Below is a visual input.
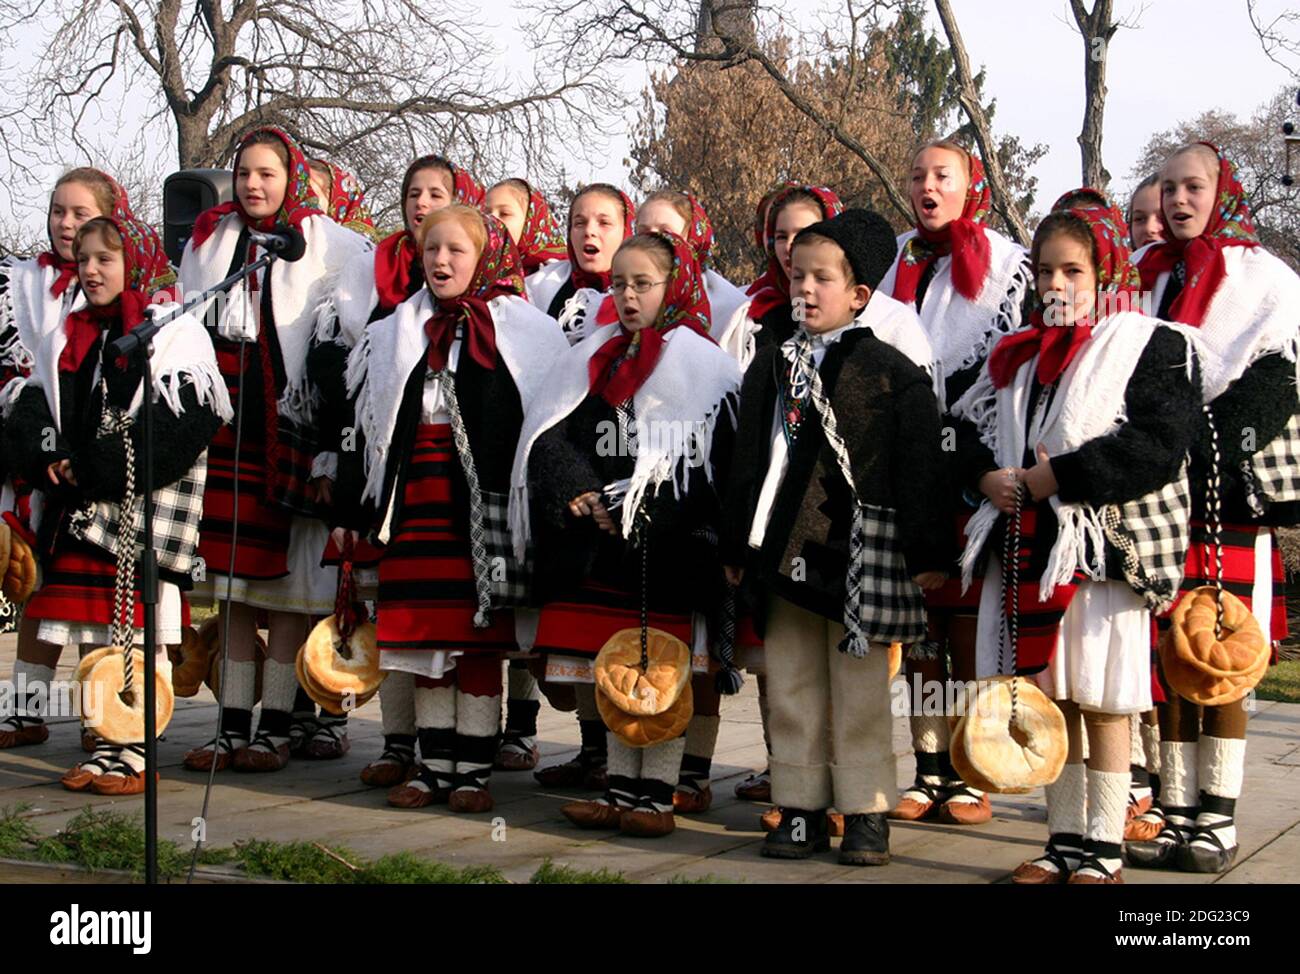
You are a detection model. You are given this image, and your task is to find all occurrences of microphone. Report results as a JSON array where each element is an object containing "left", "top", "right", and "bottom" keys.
[{"left": 247, "top": 225, "right": 307, "bottom": 262}]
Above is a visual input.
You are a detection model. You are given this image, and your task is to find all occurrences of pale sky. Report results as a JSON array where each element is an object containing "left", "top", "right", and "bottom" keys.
[{"left": 1, "top": 0, "right": 1296, "bottom": 237}]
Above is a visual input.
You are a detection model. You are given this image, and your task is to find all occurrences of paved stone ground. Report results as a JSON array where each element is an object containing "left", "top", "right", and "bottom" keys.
[{"left": 1, "top": 633, "right": 1296, "bottom": 883}]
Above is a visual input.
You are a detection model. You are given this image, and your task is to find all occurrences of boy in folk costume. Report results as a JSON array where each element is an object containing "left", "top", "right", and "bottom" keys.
[
  {"left": 4, "top": 215, "right": 230, "bottom": 793},
  {"left": 730, "top": 183, "right": 845, "bottom": 808},
  {"left": 875, "top": 141, "right": 1033, "bottom": 828},
  {"left": 512, "top": 230, "right": 739, "bottom": 837},
  {"left": 482, "top": 176, "right": 570, "bottom": 772},
  {"left": 0, "top": 169, "right": 159, "bottom": 754},
  {"left": 333, "top": 206, "right": 567, "bottom": 812},
  {"left": 310, "top": 156, "right": 482, "bottom": 779},
  {"left": 723, "top": 210, "right": 952, "bottom": 865},
  {"left": 525, "top": 183, "right": 636, "bottom": 349},
  {"left": 1127, "top": 143, "right": 1300, "bottom": 874},
  {"left": 954, "top": 197, "right": 1200, "bottom": 884},
  {"left": 177, "top": 127, "right": 371, "bottom": 774}
]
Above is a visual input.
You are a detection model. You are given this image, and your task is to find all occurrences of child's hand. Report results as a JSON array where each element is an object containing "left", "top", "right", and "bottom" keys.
[
  {"left": 590, "top": 498, "right": 619, "bottom": 535},
  {"left": 912, "top": 571, "right": 947, "bottom": 591},
  {"left": 47, "top": 459, "right": 76, "bottom": 487},
  {"left": 1023, "top": 443, "right": 1059, "bottom": 502},
  {"left": 724, "top": 565, "right": 744, "bottom": 587},
  {"left": 569, "top": 491, "right": 618, "bottom": 535},
  {"left": 978, "top": 467, "right": 1023, "bottom": 514}
]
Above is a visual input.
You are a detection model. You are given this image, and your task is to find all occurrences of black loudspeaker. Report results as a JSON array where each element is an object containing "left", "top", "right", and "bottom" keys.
[{"left": 162, "top": 169, "right": 232, "bottom": 264}]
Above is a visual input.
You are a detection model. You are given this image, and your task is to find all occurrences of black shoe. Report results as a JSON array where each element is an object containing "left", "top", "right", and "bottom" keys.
[
  {"left": 1176, "top": 819, "right": 1238, "bottom": 874},
  {"left": 1125, "top": 813, "right": 1194, "bottom": 869},
  {"left": 838, "top": 813, "right": 891, "bottom": 866},
  {"left": 761, "top": 807, "right": 830, "bottom": 859}
]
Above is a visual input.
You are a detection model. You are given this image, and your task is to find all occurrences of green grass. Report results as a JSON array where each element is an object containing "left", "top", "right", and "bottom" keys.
[
  {"left": 1257, "top": 658, "right": 1300, "bottom": 704},
  {"left": 0, "top": 805, "right": 506, "bottom": 884},
  {"left": 528, "top": 858, "right": 629, "bottom": 884},
  {"left": 667, "top": 873, "right": 737, "bottom": 884}
]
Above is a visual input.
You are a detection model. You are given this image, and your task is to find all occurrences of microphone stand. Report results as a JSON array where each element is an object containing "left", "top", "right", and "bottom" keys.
[{"left": 108, "top": 248, "right": 282, "bottom": 885}]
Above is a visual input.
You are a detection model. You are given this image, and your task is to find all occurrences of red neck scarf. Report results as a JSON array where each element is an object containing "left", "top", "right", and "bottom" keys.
[
  {"left": 988, "top": 201, "right": 1141, "bottom": 388},
  {"left": 891, "top": 155, "right": 992, "bottom": 305},
  {"left": 315, "top": 160, "right": 375, "bottom": 236},
  {"left": 40, "top": 169, "right": 134, "bottom": 298},
  {"left": 424, "top": 213, "right": 526, "bottom": 373},
  {"left": 60, "top": 216, "right": 173, "bottom": 373},
  {"left": 567, "top": 186, "right": 635, "bottom": 292},
  {"left": 513, "top": 181, "right": 567, "bottom": 274},
  {"left": 746, "top": 184, "right": 843, "bottom": 321},
  {"left": 1137, "top": 142, "right": 1260, "bottom": 327},
  {"left": 189, "top": 127, "right": 322, "bottom": 250},
  {"left": 588, "top": 231, "right": 714, "bottom": 406},
  {"left": 373, "top": 158, "right": 485, "bottom": 315}
]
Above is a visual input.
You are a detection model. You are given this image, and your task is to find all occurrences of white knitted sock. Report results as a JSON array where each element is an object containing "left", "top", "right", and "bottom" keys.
[
  {"left": 1193, "top": 735, "right": 1245, "bottom": 852},
  {"left": 453, "top": 689, "right": 500, "bottom": 792},
  {"left": 1140, "top": 721, "right": 1161, "bottom": 777},
  {"left": 261, "top": 659, "right": 298, "bottom": 714},
  {"left": 1130, "top": 714, "right": 1145, "bottom": 767},
  {"left": 412, "top": 685, "right": 455, "bottom": 791},
  {"left": 223, "top": 659, "right": 258, "bottom": 712},
  {"left": 1077, "top": 768, "right": 1129, "bottom": 879},
  {"left": 379, "top": 671, "right": 417, "bottom": 737},
  {"left": 1159, "top": 740, "right": 1199, "bottom": 810}
]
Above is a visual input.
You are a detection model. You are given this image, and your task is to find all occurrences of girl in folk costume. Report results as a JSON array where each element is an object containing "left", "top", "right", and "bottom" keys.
[
  {"left": 953, "top": 198, "right": 1200, "bottom": 884},
  {"left": 524, "top": 183, "right": 635, "bottom": 346},
  {"left": 1127, "top": 143, "right": 1300, "bottom": 874},
  {"left": 513, "top": 231, "right": 739, "bottom": 836},
  {"left": 308, "top": 158, "right": 380, "bottom": 242},
  {"left": 876, "top": 141, "right": 1032, "bottom": 827},
  {"left": 309, "top": 156, "right": 482, "bottom": 777},
  {"left": 4, "top": 215, "right": 230, "bottom": 793},
  {"left": 485, "top": 178, "right": 568, "bottom": 274},
  {"left": 637, "top": 189, "right": 750, "bottom": 356},
  {"left": 1121, "top": 174, "right": 1169, "bottom": 843},
  {"left": 742, "top": 184, "right": 845, "bottom": 360},
  {"left": 0, "top": 169, "right": 160, "bottom": 754},
  {"left": 335, "top": 206, "right": 566, "bottom": 812},
  {"left": 176, "top": 127, "right": 370, "bottom": 774}
]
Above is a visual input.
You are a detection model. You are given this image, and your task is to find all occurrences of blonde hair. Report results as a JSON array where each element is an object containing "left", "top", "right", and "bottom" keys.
[
  {"left": 487, "top": 178, "right": 530, "bottom": 209},
  {"left": 1166, "top": 143, "right": 1219, "bottom": 183},
  {"left": 911, "top": 139, "right": 974, "bottom": 180},
  {"left": 418, "top": 204, "right": 487, "bottom": 257},
  {"left": 54, "top": 168, "right": 118, "bottom": 217},
  {"left": 640, "top": 190, "right": 693, "bottom": 226}
]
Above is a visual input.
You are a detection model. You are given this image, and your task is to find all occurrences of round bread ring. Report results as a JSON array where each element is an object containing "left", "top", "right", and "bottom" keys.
[
  {"left": 888, "top": 642, "right": 903, "bottom": 680},
  {"left": 1168, "top": 587, "right": 1268, "bottom": 682},
  {"left": 598, "top": 678, "right": 693, "bottom": 748},
  {"left": 1161, "top": 631, "right": 1270, "bottom": 707},
  {"left": 81, "top": 650, "right": 174, "bottom": 744},
  {"left": 170, "top": 626, "right": 210, "bottom": 698},
  {"left": 594, "top": 627, "right": 691, "bottom": 717},
  {"left": 301, "top": 616, "right": 382, "bottom": 697},
  {"left": 952, "top": 676, "right": 1066, "bottom": 793},
  {"left": 295, "top": 647, "right": 376, "bottom": 715},
  {"left": 4, "top": 533, "right": 37, "bottom": 603}
]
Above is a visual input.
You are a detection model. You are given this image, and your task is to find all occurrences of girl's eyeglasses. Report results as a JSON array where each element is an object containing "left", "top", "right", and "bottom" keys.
[{"left": 610, "top": 280, "right": 666, "bottom": 295}]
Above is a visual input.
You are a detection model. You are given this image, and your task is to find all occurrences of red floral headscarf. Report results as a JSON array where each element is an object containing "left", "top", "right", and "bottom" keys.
[
  {"left": 681, "top": 192, "right": 716, "bottom": 269},
  {"left": 988, "top": 198, "right": 1141, "bottom": 388},
  {"left": 40, "top": 169, "right": 135, "bottom": 299},
  {"left": 373, "top": 156, "right": 485, "bottom": 315},
  {"left": 312, "top": 159, "right": 377, "bottom": 237},
  {"left": 190, "top": 127, "right": 321, "bottom": 249},
  {"left": 588, "top": 230, "right": 713, "bottom": 406},
  {"left": 891, "top": 150, "right": 992, "bottom": 305},
  {"left": 423, "top": 211, "right": 526, "bottom": 374},
  {"left": 752, "top": 180, "right": 801, "bottom": 255},
  {"left": 745, "top": 184, "right": 844, "bottom": 321},
  {"left": 505, "top": 179, "right": 567, "bottom": 274},
  {"left": 1137, "top": 142, "right": 1260, "bottom": 327},
  {"left": 567, "top": 184, "right": 636, "bottom": 292},
  {"left": 60, "top": 215, "right": 174, "bottom": 373}
]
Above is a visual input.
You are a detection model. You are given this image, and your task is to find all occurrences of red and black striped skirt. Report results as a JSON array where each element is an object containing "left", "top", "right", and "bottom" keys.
[
  {"left": 535, "top": 580, "right": 693, "bottom": 658},
  {"left": 1170, "top": 521, "right": 1287, "bottom": 645},
  {"left": 25, "top": 536, "right": 191, "bottom": 630},
  {"left": 375, "top": 424, "right": 514, "bottom": 655},
  {"left": 196, "top": 422, "right": 291, "bottom": 580}
]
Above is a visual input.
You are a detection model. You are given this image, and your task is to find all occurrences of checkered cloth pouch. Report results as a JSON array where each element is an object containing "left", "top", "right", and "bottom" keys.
[
  {"left": 1241, "top": 410, "right": 1300, "bottom": 515},
  {"left": 1101, "top": 459, "right": 1192, "bottom": 614}
]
